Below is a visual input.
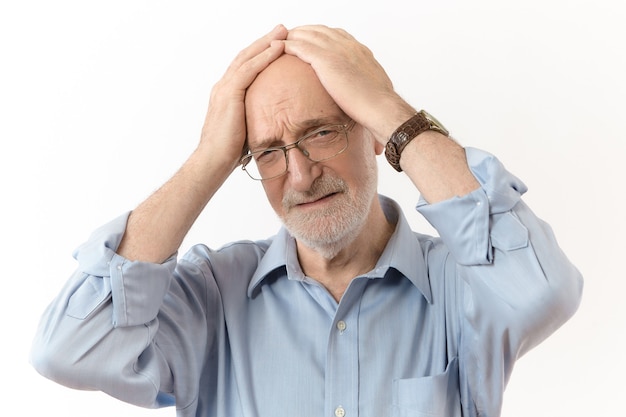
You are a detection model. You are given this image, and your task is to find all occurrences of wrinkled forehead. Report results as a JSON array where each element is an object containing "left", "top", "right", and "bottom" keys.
[
  {"left": 244, "top": 54, "right": 347, "bottom": 148},
  {"left": 247, "top": 115, "right": 351, "bottom": 152}
]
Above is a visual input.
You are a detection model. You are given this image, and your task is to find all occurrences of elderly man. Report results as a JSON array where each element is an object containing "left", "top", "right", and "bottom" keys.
[{"left": 31, "top": 25, "right": 582, "bottom": 417}]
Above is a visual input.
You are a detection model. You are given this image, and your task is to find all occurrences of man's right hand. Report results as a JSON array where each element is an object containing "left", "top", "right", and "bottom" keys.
[
  {"left": 117, "top": 25, "right": 286, "bottom": 263},
  {"left": 198, "top": 24, "right": 287, "bottom": 171}
]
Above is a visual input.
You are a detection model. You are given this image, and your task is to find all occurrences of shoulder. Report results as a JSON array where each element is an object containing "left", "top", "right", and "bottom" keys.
[
  {"left": 180, "top": 238, "right": 273, "bottom": 274},
  {"left": 172, "top": 238, "right": 275, "bottom": 298},
  {"left": 414, "top": 231, "right": 450, "bottom": 266}
]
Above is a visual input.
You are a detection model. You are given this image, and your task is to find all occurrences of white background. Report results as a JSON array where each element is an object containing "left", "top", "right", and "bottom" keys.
[{"left": 1, "top": 0, "right": 624, "bottom": 415}]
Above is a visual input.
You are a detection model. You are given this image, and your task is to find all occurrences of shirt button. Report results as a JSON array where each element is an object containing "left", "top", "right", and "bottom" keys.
[
  {"left": 335, "top": 406, "right": 345, "bottom": 417},
  {"left": 336, "top": 321, "right": 347, "bottom": 332}
]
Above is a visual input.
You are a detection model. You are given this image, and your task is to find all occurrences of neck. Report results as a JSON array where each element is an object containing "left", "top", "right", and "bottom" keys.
[{"left": 296, "top": 198, "right": 395, "bottom": 302}]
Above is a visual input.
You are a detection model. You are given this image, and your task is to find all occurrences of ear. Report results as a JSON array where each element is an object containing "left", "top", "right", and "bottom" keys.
[
  {"left": 361, "top": 125, "right": 385, "bottom": 155},
  {"left": 374, "top": 140, "right": 385, "bottom": 155}
]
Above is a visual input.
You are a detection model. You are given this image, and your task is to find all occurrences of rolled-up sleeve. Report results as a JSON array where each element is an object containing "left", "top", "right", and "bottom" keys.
[
  {"left": 418, "top": 147, "right": 583, "bottom": 416},
  {"left": 30, "top": 212, "right": 181, "bottom": 408},
  {"left": 417, "top": 148, "right": 529, "bottom": 265},
  {"left": 71, "top": 212, "right": 177, "bottom": 327}
]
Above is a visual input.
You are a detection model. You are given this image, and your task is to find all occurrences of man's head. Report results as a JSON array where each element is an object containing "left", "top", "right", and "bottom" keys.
[{"left": 244, "top": 54, "right": 383, "bottom": 258}]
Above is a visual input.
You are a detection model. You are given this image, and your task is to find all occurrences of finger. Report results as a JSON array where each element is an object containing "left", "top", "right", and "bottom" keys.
[
  {"left": 233, "top": 40, "right": 285, "bottom": 88},
  {"left": 280, "top": 30, "right": 338, "bottom": 64},
  {"left": 282, "top": 26, "right": 360, "bottom": 64},
  {"left": 285, "top": 26, "right": 333, "bottom": 51},
  {"left": 288, "top": 25, "right": 354, "bottom": 41},
  {"left": 228, "top": 24, "right": 288, "bottom": 71}
]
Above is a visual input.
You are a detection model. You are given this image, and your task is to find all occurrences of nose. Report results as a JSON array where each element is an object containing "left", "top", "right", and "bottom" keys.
[{"left": 286, "top": 147, "right": 322, "bottom": 192}]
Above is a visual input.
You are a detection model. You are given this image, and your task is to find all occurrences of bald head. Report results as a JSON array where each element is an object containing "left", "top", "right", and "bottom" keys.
[
  {"left": 248, "top": 54, "right": 316, "bottom": 93},
  {"left": 246, "top": 54, "right": 318, "bottom": 109},
  {"left": 244, "top": 54, "right": 346, "bottom": 149}
]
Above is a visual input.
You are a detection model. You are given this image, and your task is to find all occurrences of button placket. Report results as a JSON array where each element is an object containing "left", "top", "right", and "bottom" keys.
[{"left": 325, "top": 279, "right": 365, "bottom": 417}]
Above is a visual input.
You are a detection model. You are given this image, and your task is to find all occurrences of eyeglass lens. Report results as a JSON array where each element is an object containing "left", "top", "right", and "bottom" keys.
[{"left": 242, "top": 124, "right": 349, "bottom": 180}]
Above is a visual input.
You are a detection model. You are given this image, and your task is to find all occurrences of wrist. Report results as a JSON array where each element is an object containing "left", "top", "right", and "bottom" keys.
[
  {"left": 364, "top": 97, "right": 415, "bottom": 145},
  {"left": 384, "top": 110, "right": 450, "bottom": 172}
]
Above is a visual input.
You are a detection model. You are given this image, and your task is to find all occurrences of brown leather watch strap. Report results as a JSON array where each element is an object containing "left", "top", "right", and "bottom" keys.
[{"left": 384, "top": 112, "right": 431, "bottom": 172}]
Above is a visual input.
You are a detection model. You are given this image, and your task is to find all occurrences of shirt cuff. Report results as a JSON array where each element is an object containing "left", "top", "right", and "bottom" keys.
[
  {"left": 73, "top": 211, "right": 176, "bottom": 327},
  {"left": 416, "top": 147, "right": 528, "bottom": 265}
]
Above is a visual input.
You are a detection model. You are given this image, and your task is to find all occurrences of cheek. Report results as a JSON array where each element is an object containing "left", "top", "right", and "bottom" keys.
[{"left": 350, "top": 141, "right": 379, "bottom": 180}]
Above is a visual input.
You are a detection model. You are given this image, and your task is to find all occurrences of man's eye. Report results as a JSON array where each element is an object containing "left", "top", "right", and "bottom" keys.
[
  {"left": 308, "top": 129, "right": 339, "bottom": 143},
  {"left": 316, "top": 129, "right": 333, "bottom": 137},
  {"left": 255, "top": 149, "right": 281, "bottom": 164}
]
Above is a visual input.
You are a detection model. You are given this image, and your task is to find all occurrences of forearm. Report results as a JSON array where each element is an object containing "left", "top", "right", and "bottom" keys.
[
  {"left": 117, "top": 27, "right": 287, "bottom": 263},
  {"left": 377, "top": 98, "right": 479, "bottom": 204},
  {"left": 117, "top": 146, "right": 234, "bottom": 263},
  {"left": 370, "top": 98, "right": 480, "bottom": 203},
  {"left": 399, "top": 131, "right": 480, "bottom": 203},
  {"left": 346, "top": 92, "right": 479, "bottom": 203}
]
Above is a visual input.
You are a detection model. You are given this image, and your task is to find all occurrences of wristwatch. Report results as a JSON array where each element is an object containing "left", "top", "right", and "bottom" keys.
[{"left": 384, "top": 110, "right": 449, "bottom": 172}]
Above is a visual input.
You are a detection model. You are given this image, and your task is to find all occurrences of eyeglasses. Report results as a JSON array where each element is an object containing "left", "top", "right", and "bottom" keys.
[{"left": 240, "top": 120, "right": 356, "bottom": 181}]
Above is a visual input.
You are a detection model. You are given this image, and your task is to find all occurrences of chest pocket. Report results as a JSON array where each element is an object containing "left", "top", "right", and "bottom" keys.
[{"left": 391, "top": 357, "right": 460, "bottom": 417}]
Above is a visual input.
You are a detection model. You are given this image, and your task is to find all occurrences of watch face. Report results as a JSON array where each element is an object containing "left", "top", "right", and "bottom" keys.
[{"left": 421, "top": 110, "right": 448, "bottom": 135}]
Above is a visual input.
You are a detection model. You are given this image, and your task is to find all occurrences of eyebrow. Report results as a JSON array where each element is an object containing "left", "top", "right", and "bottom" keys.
[{"left": 249, "top": 115, "right": 349, "bottom": 151}]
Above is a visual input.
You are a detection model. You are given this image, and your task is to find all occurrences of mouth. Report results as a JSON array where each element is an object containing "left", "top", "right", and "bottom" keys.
[
  {"left": 296, "top": 191, "right": 340, "bottom": 207},
  {"left": 282, "top": 175, "right": 348, "bottom": 213}
]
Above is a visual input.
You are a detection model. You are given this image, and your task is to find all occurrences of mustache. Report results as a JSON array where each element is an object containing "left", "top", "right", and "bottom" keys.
[{"left": 282, "top": 175, "right": 348, "bottom": 209}]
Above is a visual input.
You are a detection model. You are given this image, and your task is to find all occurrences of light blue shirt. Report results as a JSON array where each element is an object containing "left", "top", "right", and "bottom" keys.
[{"left": 31, "top": 148, "right": 582, "bottom": 417}]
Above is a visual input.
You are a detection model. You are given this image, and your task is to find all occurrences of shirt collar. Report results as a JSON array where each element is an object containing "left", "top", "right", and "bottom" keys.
[{"left": 247, "top": 195, "right": 432, "bottom": 303}]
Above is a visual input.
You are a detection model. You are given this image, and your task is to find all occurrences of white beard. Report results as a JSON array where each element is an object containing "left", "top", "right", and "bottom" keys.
[{"left": 279, "top": 163, "right": 378, "bottom": 259}]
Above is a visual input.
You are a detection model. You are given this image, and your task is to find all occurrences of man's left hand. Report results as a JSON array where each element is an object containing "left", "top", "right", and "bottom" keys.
[{"left": 281, "top": 25, "right": 415, "bottom": 144}]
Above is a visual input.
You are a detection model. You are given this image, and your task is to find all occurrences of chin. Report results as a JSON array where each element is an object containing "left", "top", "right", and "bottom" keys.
[
  {"left": 290, "top": 224, "right": 362, "bottom": 259},
  {"left": 282, "top": 198, "right": 368, "bottom": 259},
  {"left": 280, "top": 164, "right": 379, "bottom": 258}
]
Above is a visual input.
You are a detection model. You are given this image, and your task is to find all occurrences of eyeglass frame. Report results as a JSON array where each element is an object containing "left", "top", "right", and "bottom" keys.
[{"left": 240, "top": 119, "right": 356, "bottom": 181}]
